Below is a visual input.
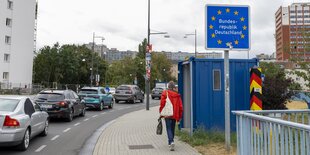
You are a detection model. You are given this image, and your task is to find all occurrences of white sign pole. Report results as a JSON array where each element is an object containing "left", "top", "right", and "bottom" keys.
[{"left": 224, "top": 43, "right": 231, "bottom": 151}]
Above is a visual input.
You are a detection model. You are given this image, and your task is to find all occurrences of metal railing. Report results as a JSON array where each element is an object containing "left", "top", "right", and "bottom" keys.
[{"left": 233, "top": 110, "right": 310, "bottom": 155}]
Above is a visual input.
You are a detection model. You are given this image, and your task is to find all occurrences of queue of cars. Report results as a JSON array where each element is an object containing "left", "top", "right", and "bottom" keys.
[{"left": 0, "top": 85, "right": 145, "bottom": 151}]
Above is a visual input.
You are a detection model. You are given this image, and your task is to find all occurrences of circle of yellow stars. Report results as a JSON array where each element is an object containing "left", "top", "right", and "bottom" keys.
[{"left": 209, "top": 8, "right": 247, "bottom": 47}]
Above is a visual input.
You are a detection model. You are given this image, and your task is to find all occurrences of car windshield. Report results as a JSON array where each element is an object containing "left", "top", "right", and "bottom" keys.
[
  {"left": 117, "top": 86, "right": 131, "bottom": 90},
  {"left": 79, "top": 89, "right": 98, "bottom": 94},
  {"left": 35, "top": 93, "right": 64, "bottom": 101},
  {"left": 0, "top": 99, "right": 20, "bottom": 112}
]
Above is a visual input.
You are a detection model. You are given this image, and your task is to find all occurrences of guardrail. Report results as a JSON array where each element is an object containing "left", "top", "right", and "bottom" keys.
[{"left": 233, "top": 110, "right": 310, "bottom": 155}]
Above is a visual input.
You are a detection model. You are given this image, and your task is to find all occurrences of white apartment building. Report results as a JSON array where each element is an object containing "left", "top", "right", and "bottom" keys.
[{"left": 0, "top": 0, "right": 37, "bottom": 88}]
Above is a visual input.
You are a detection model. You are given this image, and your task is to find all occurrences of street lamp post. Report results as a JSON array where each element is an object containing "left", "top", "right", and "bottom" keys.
[
  {"left": 184, "top": 29, "right": 197, "bottom": 57},
  {"left": 146, "top": 0, "right": 169, "bottom": 110},
  {"left": 91, "top": 32, "right": 105, "bottom": 87}
]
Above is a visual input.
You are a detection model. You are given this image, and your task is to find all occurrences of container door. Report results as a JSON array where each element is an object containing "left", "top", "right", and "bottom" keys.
[
  {"left": 182, "top": 64, "right": 192, "bottom": 131},
  {"left": 211, "top": 62, "right": 225, "bottom": 129}
]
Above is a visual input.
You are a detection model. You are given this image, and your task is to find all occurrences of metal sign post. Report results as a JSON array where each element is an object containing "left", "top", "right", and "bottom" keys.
[
  {"left": 224, "top": 49, "right": 230, "bottom": 151},
  {"left": 205, "top": 4, "right": 250, "bottom": 151}
]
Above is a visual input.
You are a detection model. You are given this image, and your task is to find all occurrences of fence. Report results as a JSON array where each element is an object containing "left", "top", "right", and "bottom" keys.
[{"left": 233, "top": 110, "right": 310, "bottom": 155}]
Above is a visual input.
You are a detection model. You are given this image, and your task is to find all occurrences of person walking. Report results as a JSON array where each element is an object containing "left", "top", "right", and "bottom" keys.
[{"left": 159, "top": 81, "right": 183, "bottom": 151}]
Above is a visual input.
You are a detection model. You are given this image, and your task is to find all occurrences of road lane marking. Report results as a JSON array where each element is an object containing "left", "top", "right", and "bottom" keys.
[
  {"left": 84, "top": 118, "right": 89, "bottom": 121},
  {"left": 74, "top": 122, "right": 81, "bottom": 126},
  {"left": 51, "top": 135, "right": 59, "bottom": 141},
  {"left": 92, "top": 115, "right": 98, "bottom": 118},
  {"left": 35, "top": 145, "right": 47, "bottom": 152},
  {"left": 63, "top": 128, "right": 71, "bottom": 133},
  {"left": 101, "top": 112, "right": 105, "bottom": 115}
]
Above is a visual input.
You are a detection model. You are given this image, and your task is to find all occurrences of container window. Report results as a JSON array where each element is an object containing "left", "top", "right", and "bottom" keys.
[
  {"left": 213, "top": 70, "right": 221, "bottom": 91},
  {"left": 7, "top": 0, "right": 13, "bottom": 9}
]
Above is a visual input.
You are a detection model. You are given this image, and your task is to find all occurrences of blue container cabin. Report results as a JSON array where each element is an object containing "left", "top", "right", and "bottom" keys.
[{"left": 178, "top": 57, "right": 258, "bottom": 133}]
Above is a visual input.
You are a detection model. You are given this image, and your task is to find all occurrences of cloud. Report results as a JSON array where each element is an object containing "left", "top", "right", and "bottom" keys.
[{"left": 37, "top": 0, "right": 309, "bottom": 59}]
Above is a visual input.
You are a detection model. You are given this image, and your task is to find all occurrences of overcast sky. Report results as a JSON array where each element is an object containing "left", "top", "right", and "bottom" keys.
[{"left": 37, "top": 0, "right": 309, "bottom": 58}]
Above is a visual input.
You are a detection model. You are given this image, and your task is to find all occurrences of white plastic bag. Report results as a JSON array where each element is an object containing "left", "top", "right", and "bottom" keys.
[{"left": 160, "top": 91, "right": 173, "bottom": 117}]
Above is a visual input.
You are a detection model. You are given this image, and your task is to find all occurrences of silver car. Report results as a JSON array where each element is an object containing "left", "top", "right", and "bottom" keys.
[{"left": 0, "top": 96, "right": 49, "bottom": 151}]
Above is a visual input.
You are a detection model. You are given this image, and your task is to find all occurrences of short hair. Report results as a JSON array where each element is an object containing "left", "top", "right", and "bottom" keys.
[{"left": 167, "top": 81, "right": 176, "bottom": 90}]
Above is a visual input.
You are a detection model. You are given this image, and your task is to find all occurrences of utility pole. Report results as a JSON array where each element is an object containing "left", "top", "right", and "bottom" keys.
[
  {"left": 195, "top": 29, "right": 197, "bottom": 57},
  {"left": 91, "top": 33, "right": 105, "bottom": 87},
  {"left": 184, "top": 29, "right": 197, "bottom": 57},
  {"left": 91, "top": 32, "right": 95, "bottom": 87},
  {"left": 146, "top": 0, "right": 151, "bottom": 110}
]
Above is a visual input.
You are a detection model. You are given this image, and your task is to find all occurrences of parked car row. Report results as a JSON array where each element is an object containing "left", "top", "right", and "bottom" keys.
[
  {"left": 0, "top": 86, "right": 115, "bottom": 151},
  {"left": 0, "top": 84, "right": 149, "bottom": 151}
]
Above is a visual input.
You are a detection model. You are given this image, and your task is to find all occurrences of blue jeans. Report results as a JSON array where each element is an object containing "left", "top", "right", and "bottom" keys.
[{"left": 165, "top": 118, "right": 176, "bottom": 145}]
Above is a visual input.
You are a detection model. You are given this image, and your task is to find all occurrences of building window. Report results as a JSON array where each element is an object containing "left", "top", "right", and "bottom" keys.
[
  {"left": 4, "top": 54, "right": 10, "bottom": 62},
  {"left": 3, "top": 72, "right": 9, "bottom": 80},
  {"left": 5, "top": 36, "right": 11, "bottom": 44},
  {"left": 213, "top": 70, "right": 221, "bottom": 91},
  {"left": 7, "top": 0, "right": 13, "bottom": 9},
  {"left": 6, "top": 18, "right": 12, "bottom": 27}
]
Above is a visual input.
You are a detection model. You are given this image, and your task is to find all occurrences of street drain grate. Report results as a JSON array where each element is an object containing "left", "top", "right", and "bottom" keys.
[{"left": 128, "top": 144, "right": 154, "bottom": 150}]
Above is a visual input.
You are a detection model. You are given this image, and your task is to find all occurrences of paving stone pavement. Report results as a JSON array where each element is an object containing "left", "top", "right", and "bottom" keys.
[{"left": 93, "top": 106, "right": 201, "bottom": 155}]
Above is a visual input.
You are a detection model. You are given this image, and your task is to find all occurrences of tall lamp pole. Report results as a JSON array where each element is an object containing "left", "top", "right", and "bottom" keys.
[
  {"left": 91, "top": 32, "right": 105, "bottom": 87},
  {"left": 146, "top": 0, "right": 169, "bottom": 110},
  {"left": 184, "top": 29, "right": 197, "bottom": 57}
]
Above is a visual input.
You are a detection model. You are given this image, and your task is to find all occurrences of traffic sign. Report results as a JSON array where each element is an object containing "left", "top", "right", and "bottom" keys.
[{"left": 206, "top": 5, "right": 250, "bottom": 50}]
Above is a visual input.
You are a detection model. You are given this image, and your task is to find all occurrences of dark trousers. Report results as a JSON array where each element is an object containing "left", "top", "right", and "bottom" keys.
[{"left": 165, "top": 118, "right": 176, "bottom": 145}]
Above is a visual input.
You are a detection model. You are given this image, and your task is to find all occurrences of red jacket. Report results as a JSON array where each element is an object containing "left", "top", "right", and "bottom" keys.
[{"left": 159, "top": 90, "right": 183, "bottom": 121}]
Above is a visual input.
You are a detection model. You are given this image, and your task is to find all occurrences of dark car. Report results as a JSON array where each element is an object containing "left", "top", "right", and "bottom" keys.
[
  {"left": 34, "top": 89, "right": 86, "bottom": 122},
  {"left": 151, "top": 87, "right": 165, "bottom": 99},
  {"left": 78, "top": 87, "right": 114, "bottom": 110},
  {"left": 114, "top": 85, "right": 144, "bottom": 103}
]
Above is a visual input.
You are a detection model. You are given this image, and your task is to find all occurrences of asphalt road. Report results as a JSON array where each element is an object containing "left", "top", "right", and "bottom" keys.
[{"left": 0, "top": 98, "right": 160, "bottom": 155}]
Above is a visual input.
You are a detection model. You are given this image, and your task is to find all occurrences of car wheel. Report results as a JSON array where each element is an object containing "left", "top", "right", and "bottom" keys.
[
  {"left": 99, "top": 102, "right": 104, "bottom": 111},
  {"left": 39, "top": 120, "right": 49, "bottom": 136},
  {"left": 79, "top": 107, "right": 86, "bottom": 117},
  {"left": 108, "top": 99, "right": 114, "bottom": 109},
  {"left": 17, "top": 128, "right": 30, "bottom": 151},
  {"left": 66, "top": 108, "right": 74, "bottom": 122},
  {"left": 132, "top": 97, "right": 136, "bottom": 104},
  {"left": 140, "top": 99, "right": 143, "bottom": 103},
  {"left": 152, "top": 97, "right": 154, "bottom": 99},
  {"left": 115, "top": 99, "right": 119, "bottom": 103}
]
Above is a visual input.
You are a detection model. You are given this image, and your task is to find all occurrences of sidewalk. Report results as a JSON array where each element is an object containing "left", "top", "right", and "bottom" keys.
[{"left": 93, "top": 106, "right": 201, "bottom": 155}]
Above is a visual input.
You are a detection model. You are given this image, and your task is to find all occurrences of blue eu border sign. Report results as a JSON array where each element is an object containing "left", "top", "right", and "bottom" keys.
[{"left": 206, "top": 5, "right": 250, "bottom": 50}]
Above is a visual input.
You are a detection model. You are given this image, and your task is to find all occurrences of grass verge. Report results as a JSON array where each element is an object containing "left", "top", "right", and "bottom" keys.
[{"left": 175, "top": 127, "right": 237, "bottom": 155}]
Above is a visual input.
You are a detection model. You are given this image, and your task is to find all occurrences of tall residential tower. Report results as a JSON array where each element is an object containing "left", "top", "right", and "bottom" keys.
[
  {"left": 0, "top": 0, "right": 37, "bottom": 88},
  {"left": 275, "top": 3, "right": 310, "bottom": 62}
]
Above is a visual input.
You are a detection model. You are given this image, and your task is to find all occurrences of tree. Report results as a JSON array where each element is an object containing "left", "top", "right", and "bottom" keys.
[
  {"left": 33, "top": 44, "right": 107, "bottom": 87},
  {"left": 106, "top": 39, "right": 175, "bottom": 91},
  {"left": 260, "top": 62, "right": 294, "bottom": 110},
  {"left": 150, "top": 52, "right": 175, "bottom": 88}
]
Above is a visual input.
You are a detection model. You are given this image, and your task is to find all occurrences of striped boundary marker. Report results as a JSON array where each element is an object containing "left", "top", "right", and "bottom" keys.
[{"left": 250, "top": 68, "right": 262, "bottom": 110}]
